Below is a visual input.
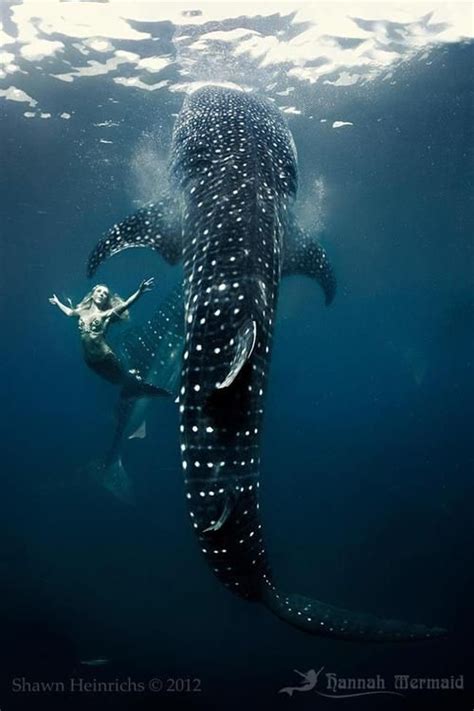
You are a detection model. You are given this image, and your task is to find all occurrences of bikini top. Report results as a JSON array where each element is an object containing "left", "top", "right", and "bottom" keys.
[{"left": 78, "top": 316, "right": 103, "bottom": 335}]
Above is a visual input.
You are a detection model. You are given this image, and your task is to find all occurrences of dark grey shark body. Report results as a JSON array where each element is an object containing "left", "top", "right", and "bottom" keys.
[{"left": 88, "top": 85, "right": 444, "bottom": 641}]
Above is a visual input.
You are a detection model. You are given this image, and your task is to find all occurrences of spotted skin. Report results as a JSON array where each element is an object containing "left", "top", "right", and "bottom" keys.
[
  {"left": 87, "top": 196, "right": 182, "bottom": 277},
  {"left": 87, "top": 85, "right": 445, "bottom": 641},
  {"left": 120, "top": 285, "right": 184, "bottom": 398},
  {"left": 283, "top": 215, "right": 336, "bottom": 305},
  {"left": 170, "top": 87, "right": 297, "bottom": 600},
  {"left": 108, "top": 285, "right": 185, "bottom": 465}
]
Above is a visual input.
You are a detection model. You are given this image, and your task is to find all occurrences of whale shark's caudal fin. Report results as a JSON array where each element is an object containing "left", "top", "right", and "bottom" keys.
[
  {"left": 262, "top": 586, "right": 446, "bottom": 642},
  {"left": 283, "top": 217, "right": 336, "bottom": 305},
  {"left": 87, "top": 195, "right": 182, "bottom": 277}
]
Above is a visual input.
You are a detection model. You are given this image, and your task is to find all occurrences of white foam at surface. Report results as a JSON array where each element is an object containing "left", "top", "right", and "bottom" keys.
[
  {"left": 113, "top": 77, "right": 169, "bottom": 92},
  {"left": 52, "top": 51, "right": 140, "bottom": 82},
  {"left": 324, "top": 71, "right": 360, "bottom": 86},
  {"left": 0, "top": 49, "right": 20, "bottom": 76},
  {"left": 93, "top": 120, "right": 120, "bottom": 128},
  {"left": 20, "top": 39, "right": 63, "bottom": 61},
  {"left": 0, "top": 86, "right": 37, "bottom": 106},
  {"left": 84, "top": 38, "right": 115, "bottom": 53},
  {"left": 200, "top": 28, "right": 260, "bottom": 42},
  {"left": 1, "top": 2, "right": 471, "bottom": 115},
  {"left": 136, "top": 56, "right": 172, "bottom": 73},
  {"left": 0, "top": 51, "right": 15, "bottom": 66}
]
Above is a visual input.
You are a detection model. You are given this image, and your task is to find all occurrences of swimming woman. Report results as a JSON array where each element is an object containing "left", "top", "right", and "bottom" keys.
[{"left": 49, "top": 279, "right": 169, "bottom": 399}]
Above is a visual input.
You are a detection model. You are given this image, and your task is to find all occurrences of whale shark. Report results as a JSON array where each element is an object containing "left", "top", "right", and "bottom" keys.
[{"left": 87, "top": 85, "right": 444, "bottom": 641}]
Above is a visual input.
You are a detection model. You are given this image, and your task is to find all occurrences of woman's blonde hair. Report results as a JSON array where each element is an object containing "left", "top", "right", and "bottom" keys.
[{"left": 76, "top": 284, "right": 129, "bottom": 321}]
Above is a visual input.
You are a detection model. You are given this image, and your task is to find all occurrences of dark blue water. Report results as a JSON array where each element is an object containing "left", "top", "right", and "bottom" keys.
[{"left": 0, "top": 8, "right": 473, "bottom": 710}]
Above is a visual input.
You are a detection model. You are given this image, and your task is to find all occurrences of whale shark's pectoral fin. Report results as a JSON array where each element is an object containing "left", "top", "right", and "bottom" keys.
[
  {"left": 121, "top": 285, "right": 185, "bottom": 397},
  {"left": 216, "top": 320, "right": 257, "bottom": 389},
  {"left": 87, "top": 196, "right": 182, "bottom": 277},
  {"left": 283, "top": 219, "right": 336, "bottom": 305}
]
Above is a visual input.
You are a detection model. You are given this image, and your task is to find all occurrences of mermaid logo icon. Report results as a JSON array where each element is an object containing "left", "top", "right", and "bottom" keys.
[{"left": 278, "top": 667, "right": 325, "bottom": 696}]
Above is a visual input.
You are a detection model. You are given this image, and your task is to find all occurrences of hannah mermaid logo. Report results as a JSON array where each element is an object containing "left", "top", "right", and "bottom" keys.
[
  {"left": 279, "top": 666, "right": 404, "bottom": 699},
  {"left": 278, "top": 667, "right": 464, "bottom": 700}
]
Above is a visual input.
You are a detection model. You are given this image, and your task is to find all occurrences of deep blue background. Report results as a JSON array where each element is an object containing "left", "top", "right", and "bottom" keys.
[{"left": 0, "top": 39, "right": 473, "bottom": 711}]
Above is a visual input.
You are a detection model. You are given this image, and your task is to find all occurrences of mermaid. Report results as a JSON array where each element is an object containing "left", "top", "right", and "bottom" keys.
[{"left": 49, "top": 279, "right": 169, "bottom": 399}]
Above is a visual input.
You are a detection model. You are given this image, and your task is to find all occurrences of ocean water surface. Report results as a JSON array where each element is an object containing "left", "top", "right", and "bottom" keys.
[{"left": 0, "top": 2, "right": 473, "bottom": 709}]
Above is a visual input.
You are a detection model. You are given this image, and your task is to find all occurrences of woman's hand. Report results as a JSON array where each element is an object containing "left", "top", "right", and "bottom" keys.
[
  {"left": 139, "top": 277, "right": 155, "bottom": 293},
  {"left": 49, "top": 294, "right": 75, "bottom": 316}
]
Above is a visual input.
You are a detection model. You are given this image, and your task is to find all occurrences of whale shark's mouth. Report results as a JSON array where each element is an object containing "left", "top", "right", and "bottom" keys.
[{"left": 186, "top": 80, "right": 246, "bottom": 95}]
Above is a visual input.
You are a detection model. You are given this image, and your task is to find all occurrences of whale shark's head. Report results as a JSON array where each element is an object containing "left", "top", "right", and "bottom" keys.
[{"left": 186, "top": 80, "right": 245, "bottom": 95}]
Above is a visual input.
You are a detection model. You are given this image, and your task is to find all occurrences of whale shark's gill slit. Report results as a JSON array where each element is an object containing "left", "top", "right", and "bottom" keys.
[{"left": 87, "top": 197, "right": 182, "bottom": 277}]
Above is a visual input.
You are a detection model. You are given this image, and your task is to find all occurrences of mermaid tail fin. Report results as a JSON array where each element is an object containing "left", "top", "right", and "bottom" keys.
[
  {"left": 81, "top": 457, "right": 135, "bottom": 505},
  {"left": 120, "top": 376, "right": 172, "bottom": 400}
]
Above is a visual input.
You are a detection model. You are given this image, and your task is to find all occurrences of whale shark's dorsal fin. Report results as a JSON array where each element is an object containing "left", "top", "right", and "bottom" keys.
[{"left": 216, "top": 320, "right": 257, "bottom": 389}]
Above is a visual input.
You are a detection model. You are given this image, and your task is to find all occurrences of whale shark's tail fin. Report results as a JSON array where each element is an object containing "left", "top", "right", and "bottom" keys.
[{"left": 262, "top": 586, "right": 446, "bottom": 642}]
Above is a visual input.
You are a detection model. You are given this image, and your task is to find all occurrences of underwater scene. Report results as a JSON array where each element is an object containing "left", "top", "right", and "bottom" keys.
[{"left": 0, "top": 2, "right": 473, "bottom": 709}]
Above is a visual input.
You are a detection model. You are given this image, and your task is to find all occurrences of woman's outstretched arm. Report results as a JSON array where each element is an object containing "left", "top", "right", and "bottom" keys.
[
  {"left": 49, "top": 294, "right": 77, "bottom": 317},
  {"left": 110, "top": 277, "right": 155, "bottom": 316}
]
